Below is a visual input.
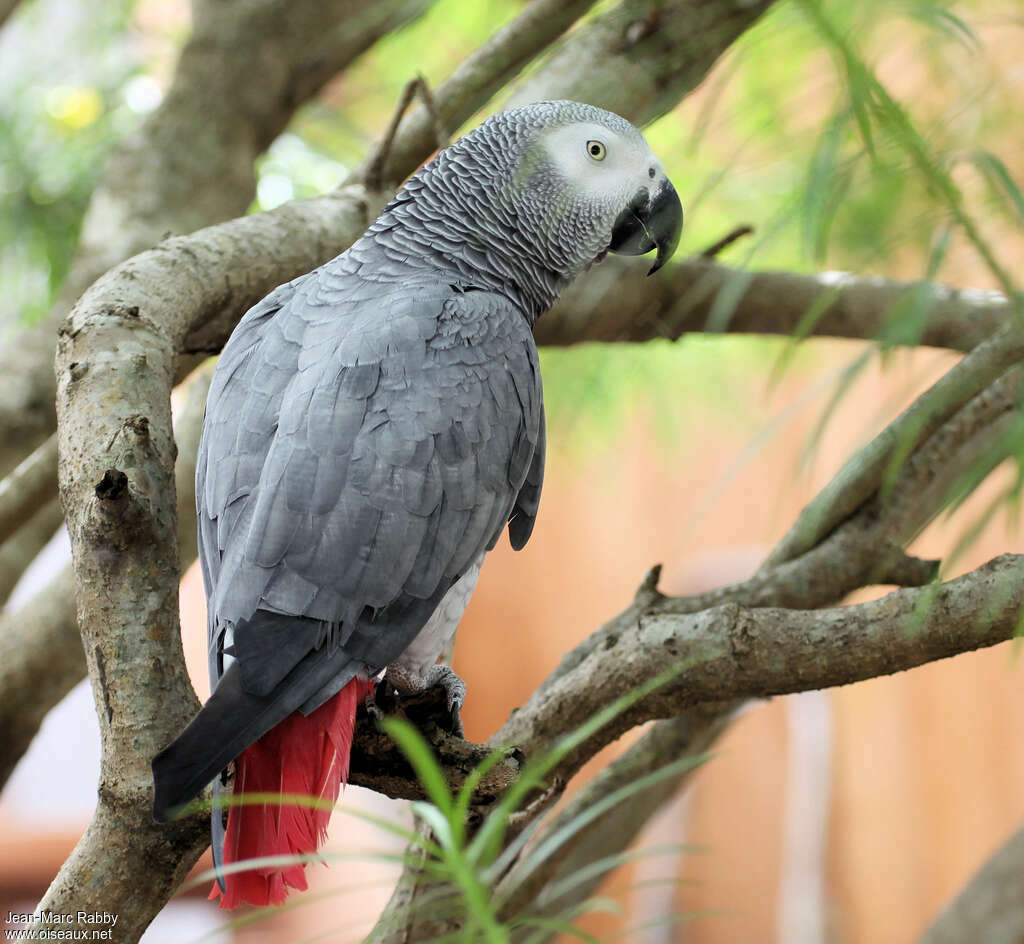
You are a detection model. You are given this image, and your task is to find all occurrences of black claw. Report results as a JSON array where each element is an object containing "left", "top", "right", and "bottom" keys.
[
  {"left": 364, "top": 688, "right": 385, "bottom": 723},
  {"left": 447, "top": 707, "right": 465, "bottom": 739},
  {"left": 424, "top": 665, "right": 466, "bottom": 737}
]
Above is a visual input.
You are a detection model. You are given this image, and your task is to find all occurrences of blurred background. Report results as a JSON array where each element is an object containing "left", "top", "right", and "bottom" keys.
[{"left": 2, "top": 0, "right": 1024, "bottom": 941}]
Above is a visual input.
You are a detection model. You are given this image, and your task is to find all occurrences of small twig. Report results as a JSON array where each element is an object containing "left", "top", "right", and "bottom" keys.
[
  {"left": 634, "top": 563, "right": 664, "bottom": 606},
  {"left": 417, "top": 76, "right": 448, "bottom": 156},
  {"left": 879, "top": 552, "right": 941, "bottom": 588},
  {"left": 700, "top": 224, "right": 754, "bottom": 258},
  {"left": 365, "top": 76, "right": 448, "bottom": 192}
]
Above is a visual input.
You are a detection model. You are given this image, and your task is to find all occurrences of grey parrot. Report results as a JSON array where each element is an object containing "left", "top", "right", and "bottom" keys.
[{"left": 151, "top": 99, "right": 682, "bottom": 908}]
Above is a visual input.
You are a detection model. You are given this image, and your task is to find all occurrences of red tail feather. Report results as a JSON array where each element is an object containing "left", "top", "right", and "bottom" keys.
[{"left": 210, "top": 677, "right": 374, "bottom": 909}]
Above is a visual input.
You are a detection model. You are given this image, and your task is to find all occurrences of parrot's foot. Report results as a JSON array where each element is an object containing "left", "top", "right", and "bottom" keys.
[
  {"left": 384, "top": 663, "right": 466, "bottom": 738},
  {"left": 423, "top": 664, "right": 466, "bottom": 737}
]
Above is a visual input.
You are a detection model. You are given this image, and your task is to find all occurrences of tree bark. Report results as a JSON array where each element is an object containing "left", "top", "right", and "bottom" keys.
[{"left": 540, "top": 257, "right": 1012, "bottom": 352}]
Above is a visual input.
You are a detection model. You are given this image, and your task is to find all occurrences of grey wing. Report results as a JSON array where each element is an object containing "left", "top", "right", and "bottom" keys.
[
  {"left": 196, "top": 277, "right": 306, "bottom": 681},
  {"left": 201, "top": 276, "right": 544, "bottom": 687},
  {"left": 155, "top": 277, "right": 544, "bottom": 823},
  {"left": 508, "top": 408, "right": 545, "bottom": 550}
]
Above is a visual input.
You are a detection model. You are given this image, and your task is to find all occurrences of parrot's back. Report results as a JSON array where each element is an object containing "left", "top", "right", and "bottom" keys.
[{"left": 153, "top": 253, "right": 545, "bottom": 907}]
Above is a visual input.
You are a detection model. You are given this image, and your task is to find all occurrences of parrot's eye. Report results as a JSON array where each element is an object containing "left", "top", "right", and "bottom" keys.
[{"left": 586, "top": 140, "right": 607, "bottom": 161}]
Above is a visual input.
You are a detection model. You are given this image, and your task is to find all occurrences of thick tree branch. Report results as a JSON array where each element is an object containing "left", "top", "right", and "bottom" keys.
[
  {"left": 45, "top": 299, "right": 199, "bottom": 938},
  {"left": 503, "top": 0, "right": 775, "bottom": 122},
  {"left": 538, "top": 257, "right": 1013, "bottom": 352},
  {"left": 0, "top": 364, "right": 212, "bottom": 792},
  {"left": 0, "top": 0, "right": 434, "bottom": 477}
]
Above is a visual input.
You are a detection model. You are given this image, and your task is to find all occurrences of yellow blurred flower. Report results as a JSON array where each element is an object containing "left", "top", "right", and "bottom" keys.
[{"left": 45, "top": 85, "right": 104, "bottom": 130}]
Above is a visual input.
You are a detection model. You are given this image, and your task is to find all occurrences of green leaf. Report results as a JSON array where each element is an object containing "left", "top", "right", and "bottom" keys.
[
  {"left": 969, "top": 149, "right": 1024, "bottom": 228},
  {"left": 381, "top": 716, "right": 454, "bottom": 818},
  {"left": 508, "top": 757, "right": 708, "bottom": 898},
  {"left": 906, "top": 2, "right": 980, "bottom": 51}
]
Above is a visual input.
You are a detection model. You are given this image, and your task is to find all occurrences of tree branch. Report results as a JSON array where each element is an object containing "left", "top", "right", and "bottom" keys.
[
  {"left": 762, "top": 322, "right": 1024, "bottom": 570},
  {"left": 491, "top": 554, "right": 1024, "bottom": 787},
  {"left": 0, "top": 434, "right": 56, "bottom": 547},
  {"left": 537, "top": 257, "right": 1013, "bottom": 352},
  {"left": 503, "top": 0, "right": 775, "bottom": 123},
  {"left": 0, "top": 363, "right": 212, "bottom": 792},
  {"left": 0, "top": 498, "right": 62, "bottom": 606}
]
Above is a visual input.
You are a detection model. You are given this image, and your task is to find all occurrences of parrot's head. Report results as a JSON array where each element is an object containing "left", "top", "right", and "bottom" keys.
[
  {"left": 501, "top": 100, "right": 684, "bottom": 277},
  {"left": 382, "top": 100, "right": 683, "bottom": 319}
]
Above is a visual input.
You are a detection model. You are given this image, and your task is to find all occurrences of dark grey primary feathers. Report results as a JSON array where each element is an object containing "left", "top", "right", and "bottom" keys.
[{"left": 152, "top": 100, "right": 682, "bottom": 823}]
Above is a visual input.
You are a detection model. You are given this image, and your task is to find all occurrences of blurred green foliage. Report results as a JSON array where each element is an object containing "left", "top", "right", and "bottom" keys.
[
  {"left": 0, "top": 0, "right": 139, "bottom": 329},
  {"left": 3, "top": 0, "right": 1023, "bottom": 452}
]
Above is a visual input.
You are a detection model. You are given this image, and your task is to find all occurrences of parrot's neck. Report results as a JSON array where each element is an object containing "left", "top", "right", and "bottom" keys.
[{"left": 356, "top": 162, "right": 582, "bottom": 325}]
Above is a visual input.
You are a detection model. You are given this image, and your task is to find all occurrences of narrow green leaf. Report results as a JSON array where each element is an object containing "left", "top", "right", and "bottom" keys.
[
  {"left": 381, "top": 716, "right": 454, "bottom": 818},
  {"left": 500, "top": 756, "right": 708, "bottom": 903},
  {"left": 907, "top": 2, "right": 980, "bottom": 51},
  {"left": 969, "top": 149, "right": 1024, "bottom": 228}
]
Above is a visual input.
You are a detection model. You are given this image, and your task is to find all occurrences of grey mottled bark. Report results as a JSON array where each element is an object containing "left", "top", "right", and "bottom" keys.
[
  {"left": 0, "top": 363, "right": 212, "bottom": 791},
  {"left": 540, "top": 257, "right": 1012, "bottom": 352}
]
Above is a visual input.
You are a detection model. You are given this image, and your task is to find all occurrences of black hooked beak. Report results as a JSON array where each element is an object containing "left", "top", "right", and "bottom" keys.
[{"left": 608, "top": 179, "right": 684, "bottom": 275}]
